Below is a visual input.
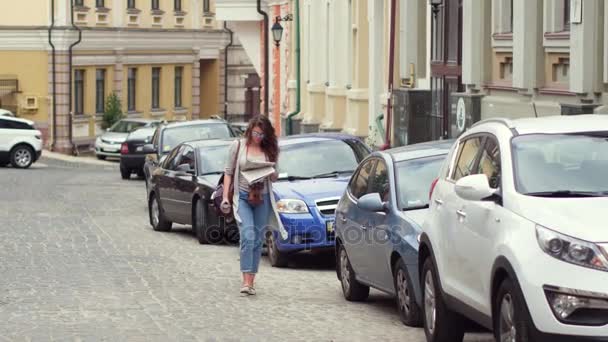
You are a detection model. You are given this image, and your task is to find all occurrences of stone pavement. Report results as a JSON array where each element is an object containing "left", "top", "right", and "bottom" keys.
[{"left": 0, "top": 159, "right": 493, "bottom": 342}]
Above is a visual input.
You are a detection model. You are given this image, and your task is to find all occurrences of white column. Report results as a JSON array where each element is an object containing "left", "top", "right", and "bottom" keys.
[
  {"left": 604, "top": 2, "right": 608, "bottom": 84},
  {"left": 113, "top": 0, "right": 124, "bottom": 27},
  {"left": 368, "top": 0, "right": 384, "bottom": 129},
  {"left": 330, "top": 0, "right": 348, "bottom": 88},
  {"left": 493, "top": 0, "right": 512, "bottom": 34},
  {"left": 570, "top": 0, "right": 604, "bottom": 94},
  {"left": 513, "top": 0, "right": 543, "bottom": 90},
  {"left": 399, "top": 0, "right": 426, "bottom": 85},
  {"left": 57, "top": 0, "right": 70, "bottom": 26},
  {"left": 192, "top": 0, "right": 201, "bottom": 28},
  {"left": 462, "top": 0, "right": 492, "bottom": 90}
]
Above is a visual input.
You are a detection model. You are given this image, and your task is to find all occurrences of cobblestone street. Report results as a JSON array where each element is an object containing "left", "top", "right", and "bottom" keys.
[{"left": 0, "top": 159, "right": 492, "bottom": 342}]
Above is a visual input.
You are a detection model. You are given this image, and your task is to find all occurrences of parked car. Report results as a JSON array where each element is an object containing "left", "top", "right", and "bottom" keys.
[
  {"left": 142, "top": 119, "right": 239, "bottom": 188},
  {"left": 95, "top": 119, "right": 160, "bottom": 160},
  {"left": 0, "top": 116, "right": 42, "bottom": 168},
  {"left": 420, "top": 115, "right": 608, "bottom": 342},
  {"left": 334, "top": 140, "right": 453, "bottom": 327},
  {"left": 0, "top": 109, "right": 15, "bottom": 117},
  {"left": 119, "top": 127, "right": 156, "bottom": 179},
  {"left": 265, "top": 133, "right": 371, "bottom": 267},
  {"left": 147, "top": 139, "right": 238, "bottom": 244}
]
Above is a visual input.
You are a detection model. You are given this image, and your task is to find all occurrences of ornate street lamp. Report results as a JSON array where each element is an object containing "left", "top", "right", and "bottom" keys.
[{"left": 272, "top": 14, "right": 293, "bottom": 47}]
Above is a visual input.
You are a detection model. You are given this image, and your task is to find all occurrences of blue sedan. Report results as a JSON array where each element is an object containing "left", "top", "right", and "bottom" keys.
[
  {"left": 334, "top": 140, "right": 454, "bottom": 327},
  {"left": 266, "top": 134, "right": 371, "bottom": 267}
]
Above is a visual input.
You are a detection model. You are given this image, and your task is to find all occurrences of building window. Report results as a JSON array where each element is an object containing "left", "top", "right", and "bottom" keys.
[
  {"left": 128, "top": 0, "right": 136, "bottom": 9},
  {"left": 174, "top": 0, "right": 181, "bottom": 12},
  {"left": 74, "top": 69, "right": 85, "bottom": 115},
  {"left": 563, "top": 0, "right": 571, "bottom": 31},
  {"left": 95, "top": 69, "right": 106, "bottom": 114},
  {"left": 96, "top": 0, "right": 105, "bottom": 8},
  {"left": 152, "top": 0, "right": 159, "bottom": 10},
  {"left": 203, "top": 0, "right": 210, "bottom": 13},
  {"left": 75, "top": 0, "right": 84, "bottom": 7},
  {"left": 174, "top": 67, "right": 183, "bottom": 108},
  {"left": 152, "top": 67, "right": 161, "bottom": 109},
  {"left": 128, "top": 68, "right": 137, "bottom": 111}
]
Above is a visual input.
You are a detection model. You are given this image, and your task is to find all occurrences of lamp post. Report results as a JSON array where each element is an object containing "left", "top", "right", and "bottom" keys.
[{"left": 272, "top": 14, "right": 293, "bottom": 47}]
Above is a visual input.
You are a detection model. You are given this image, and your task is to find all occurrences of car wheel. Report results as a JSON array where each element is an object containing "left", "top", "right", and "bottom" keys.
[
  {"left": 338, "top": 244, "right": 370, "bottom": 301},
  {"left": 120, "top": 167, "right": 130, "bottom": 180},
  {"left": 97, "top": 155, "right": 106, "bottom": 160},
  {"left": 394, "top": 258, "right": 422, "bottom": 327},
  {"left": 149, "top": 194, "right": 172, "bottom": 232},
  {"left": 267, "top": 232, "right": 289, "bottom": 268},
  {"left": 10, "top": 145, "right": 34, "bottom": 169},
  {"left": 422, "top": 257, "right": 464, "bottom": 342},
  {"left": 494, "top": 278, "right": 532, "bottom": 342}
]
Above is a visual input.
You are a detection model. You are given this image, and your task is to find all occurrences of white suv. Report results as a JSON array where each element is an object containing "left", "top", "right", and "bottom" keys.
[
  {"left": 420, "top": 115, "right": 608, "bottom": 342},
  {"left": 0, "top": 116, "right": 42, "bottom": 168}
]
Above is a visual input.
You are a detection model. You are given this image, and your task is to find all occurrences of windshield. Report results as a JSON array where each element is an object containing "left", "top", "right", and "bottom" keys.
[
  {"left": 512, "top": 132, "right": 608, "bottom": 195},
  {"left": 395, "top": 155, "right": 446, "bottom": 210},
  {"left": 161, "top": 124, "right": 232, "bottom": 153},
  {"left": 110, "top": 120, "right": 146, "bottom": 133},
  {"left": 278, "top": 140, "right": 359, "bottom": 179},
  {"left": 198, "top": 145, "right": 231, "bottom": 174}
]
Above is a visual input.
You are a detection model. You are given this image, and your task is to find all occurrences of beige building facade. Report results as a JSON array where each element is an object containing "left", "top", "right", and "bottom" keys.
[{"left": 0, "top": 0, "right": 256, "bottom": 154}]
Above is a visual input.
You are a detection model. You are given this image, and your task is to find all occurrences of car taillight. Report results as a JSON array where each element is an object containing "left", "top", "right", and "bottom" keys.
[
  {"left": 120, "top": 143, "right": 129, "bottom": 155},
  {"left": 429, "top": 178, "right": 439, "bottom": 200}
]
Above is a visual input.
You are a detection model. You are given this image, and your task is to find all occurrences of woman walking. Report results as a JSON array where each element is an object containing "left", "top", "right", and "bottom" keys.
[{"left": 222, "top": 116, "right": 286, "bottom": 295}]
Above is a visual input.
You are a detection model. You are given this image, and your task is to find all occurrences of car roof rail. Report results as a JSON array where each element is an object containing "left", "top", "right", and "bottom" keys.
[{"left": 471, "top": 117, "right": 515, "bottom": 129}]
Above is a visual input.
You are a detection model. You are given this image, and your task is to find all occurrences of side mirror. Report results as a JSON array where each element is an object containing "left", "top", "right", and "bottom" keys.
[
  {"left": 142, "top": 144, "right": 156, "bottom": 154},
  {"left": 176, "top": 163, "right": 195, "bottom": 175},
  {"left": 357, "top": 193, "right": 387, "bottom": 212},
  {"left": 455, "top": 174, "right": 496, "bottom": 201}
]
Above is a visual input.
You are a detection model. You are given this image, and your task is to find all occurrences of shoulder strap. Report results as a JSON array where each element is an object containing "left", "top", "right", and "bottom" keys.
[{"left": 231, "top": 140, "right": 241, "bottom": 175}]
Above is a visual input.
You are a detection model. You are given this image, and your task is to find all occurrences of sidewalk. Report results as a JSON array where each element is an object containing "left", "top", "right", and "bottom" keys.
[{"left": 41, "top": 150, "right": 120, "bottom": 168}]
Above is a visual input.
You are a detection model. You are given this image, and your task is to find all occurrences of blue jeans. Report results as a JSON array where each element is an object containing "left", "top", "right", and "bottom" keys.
[{"left": 238, "top": 191, "right": 271, "bottom": 273}]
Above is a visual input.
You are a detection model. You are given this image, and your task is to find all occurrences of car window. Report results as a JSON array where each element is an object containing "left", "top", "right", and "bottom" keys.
[
  {"left": 179, "top": 146, "right": 195, "bottom": 171},
  {"left": 0, "top": 118, "right": 8, "bottom": 129},
  {"left": 198, "top": 145, "right": 231, "bottom": 175},
  {"left": 0, "top": 119, "right": 33, "bottom": 130},
  {"left": 396, "top": 155, "right": 446, "bottom": 210},
  {"left": 161, "top": 123, "right": 233, "bottom": 153},
  {"left": 162, "top": 146, "right": 183, "bottom": 171},
  {"left": 368, "top": 160, "right": 390, "bottom": 202},
  {"left": 277, "top": 139, "right": 360, "bottom": 178},
  {"left": 151, "top": 128, "right": 160, "bottom": 147},
  {"left": 452, "top": 137, "right": 483, "bottom": 181},
  {"left": 349, "top": 159, "right": 377, "bottom": 199},
  {"left": 110, "top": 120, "right": 146, "bottom": 133},
  {"left": 476, "top": 137, "right": 501, "bottom": 189}
]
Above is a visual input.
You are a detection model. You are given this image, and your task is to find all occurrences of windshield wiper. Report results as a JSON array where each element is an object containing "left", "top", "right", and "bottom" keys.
[
  {"left": 403, "top": 204, "right": 430, "bottom": 211},
  {"left": 279, "top": 175, "right": 313, "bottom": 181},
  {"left": 311, "top": 170, "right": 354, "bottom": 179},
  {"left": 525, "top": 190, "right": 606, "bottom": 198},
  {"left": 200, "top": 171, "right": 223, "bottom": 176}
]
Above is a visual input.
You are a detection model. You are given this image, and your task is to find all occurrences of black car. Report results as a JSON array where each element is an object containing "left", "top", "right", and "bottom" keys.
[
  {"left": 147, "top": 139, "right": 236, "bottom": 244},
  {"left": 142, "top": 119, "right": 239, "bottom": 188},
  {"left": 119, "top": 127, "right": 156, "bottom": 179}
]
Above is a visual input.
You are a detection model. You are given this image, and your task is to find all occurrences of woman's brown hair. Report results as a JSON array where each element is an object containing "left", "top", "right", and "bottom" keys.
[{"left": 244, "top": 115, "right": 279, "bottom": 162}]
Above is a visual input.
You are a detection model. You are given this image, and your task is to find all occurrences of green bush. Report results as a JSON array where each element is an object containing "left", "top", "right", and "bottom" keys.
[{"left": 102, "top": 92, "right": 124, "bottom": 130}]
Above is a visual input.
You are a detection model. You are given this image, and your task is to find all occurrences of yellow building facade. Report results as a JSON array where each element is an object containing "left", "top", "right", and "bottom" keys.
[{"left": 0, "top": 0, "right": 229, "bottom": 153}]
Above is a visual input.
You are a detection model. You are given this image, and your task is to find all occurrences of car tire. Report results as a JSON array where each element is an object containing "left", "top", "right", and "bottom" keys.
[
  {"left": 10, "top": 145, "right": 34, "bottom": 169},
  {"left": 338, "top": 244, "right": 370, "bottom": 302},
  {"left": 267, "top": 232, "right": 289, "bottom": 268},
  {"left": 120, "top": 167, "right": 130, "bottom": 180},
  {"left": 194, "top": 199, "right": 210, "bottom": 244},
  {"left": 421, "top": 257, "right": 465, "bottom": 342},
  {"left": 394, "top": 258, "right": 422, "bottom": 327},
  {"left": 97, "top": 155, "right": 106, "bottom": 160},
  {"left": 493, "top": 278, "right": 532, "bottom": 342},
  {"left": 149, "top": 194, "right": 172, "bottom": 232},
  {"left": 136, "top": 169, "right": 145, "bottom": 179}
]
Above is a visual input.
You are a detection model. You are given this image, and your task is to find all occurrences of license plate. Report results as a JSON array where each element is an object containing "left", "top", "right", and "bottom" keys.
[
  {"left": 326, "top": 220, "right": 335, "bottom": 233},
  {"left": 136, "top": 146, "right": 143, "bottom": 152},
  {"left": 103, "top": 148, "right": 118, "bottom": 153}
]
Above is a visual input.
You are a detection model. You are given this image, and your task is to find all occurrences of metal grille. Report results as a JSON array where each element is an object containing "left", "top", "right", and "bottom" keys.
[
  {"left": 315, "top": 197, "right": 340, "bottom": 216},
  {"left": 0, "top": 78, "right": 18, "bottom": 97}
]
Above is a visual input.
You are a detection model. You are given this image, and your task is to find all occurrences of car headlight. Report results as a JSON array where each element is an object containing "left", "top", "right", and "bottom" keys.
[
  {"left": 276, "top": 199, "right": 309, "bottom": 214},
  {"left": 536, "top": 225, "right": 608, "bottom": 272}
]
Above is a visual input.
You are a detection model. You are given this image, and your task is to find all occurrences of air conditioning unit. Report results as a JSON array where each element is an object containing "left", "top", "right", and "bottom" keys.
[{"left": 23, "top": 96, "right": 38, "bottom": 111}]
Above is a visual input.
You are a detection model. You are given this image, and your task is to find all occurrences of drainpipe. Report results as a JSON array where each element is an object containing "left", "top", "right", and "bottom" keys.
[
  {"left": 223, "top": 22, "right": 234, "bottom": 120},
  {"left": 381, "top": 0, "right": 397, "bottom": 150},
  {"left": 285, "top": 0, "right": 300, "bottom": 135},
  {"left": 257, "top": 0, "right": 269, "bottom": 116},
  {"left": 48, "top": 0, "right": 57, "bottom": 151},
  {"left": 68, "top": 0, "right": 82, "bottom": 155}
]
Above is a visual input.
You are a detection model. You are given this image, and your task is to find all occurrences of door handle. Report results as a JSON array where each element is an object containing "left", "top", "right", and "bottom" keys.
[
  {"left": 456, "top": 210, "right": 467, "bottom": 218},
  {"left": 434, "top": 199, "right": 444, "bottom": 205}
]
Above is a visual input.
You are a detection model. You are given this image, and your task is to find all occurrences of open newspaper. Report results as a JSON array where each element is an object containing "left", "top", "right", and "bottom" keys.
[{"left": 241, "top": 160, "right": 276, "bottom": 184}]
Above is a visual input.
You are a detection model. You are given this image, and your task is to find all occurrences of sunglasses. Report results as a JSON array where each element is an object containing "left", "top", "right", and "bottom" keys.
[{"left": 252, "top": 131, "right": 265, "bottom": 138}]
